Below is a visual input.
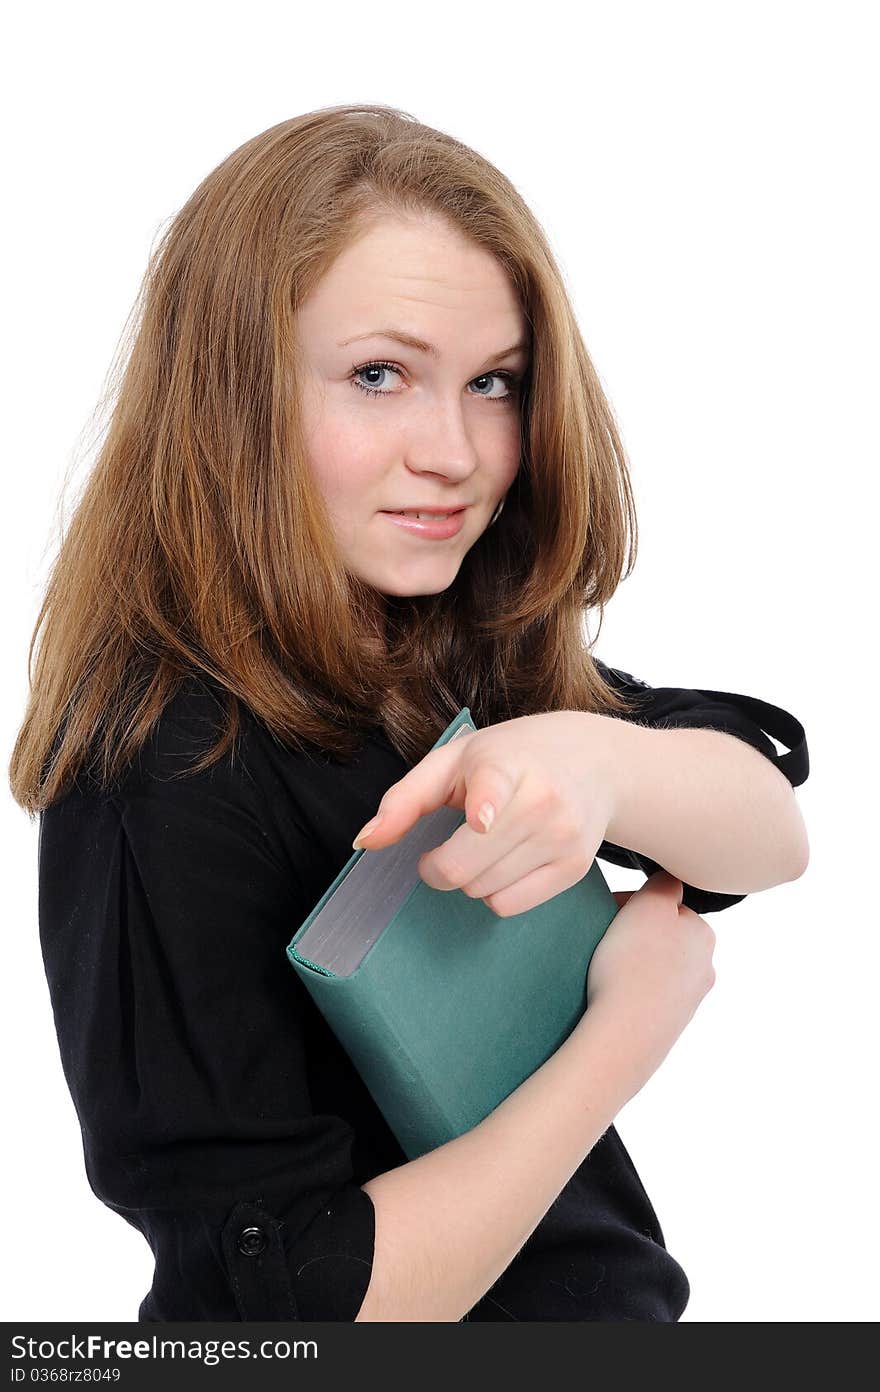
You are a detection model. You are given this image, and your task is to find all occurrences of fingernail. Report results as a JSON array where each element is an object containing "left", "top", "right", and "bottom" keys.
[
  {"left": 477, "top": 802, "right": 495, "bottom": 832},
  {"left": 353, "top": 812, "right": 385, "bottom": 849}
]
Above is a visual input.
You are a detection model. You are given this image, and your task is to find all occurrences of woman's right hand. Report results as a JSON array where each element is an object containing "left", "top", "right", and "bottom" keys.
[{"left": 584, "top": 870, "right": 717, "bottom": 1092}]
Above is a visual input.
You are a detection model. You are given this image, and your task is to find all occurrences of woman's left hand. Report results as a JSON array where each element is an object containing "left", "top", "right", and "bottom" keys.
[{"left": 351, "top": 711, "right": 621, "bottom": 918}]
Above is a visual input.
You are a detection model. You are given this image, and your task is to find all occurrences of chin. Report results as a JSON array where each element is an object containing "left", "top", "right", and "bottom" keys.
[
  {"left": 382, "top": 580, "right": 456, "bottom": 597},
  {"left": 370, "top": 568, "right": 459, "bottom": 598}
]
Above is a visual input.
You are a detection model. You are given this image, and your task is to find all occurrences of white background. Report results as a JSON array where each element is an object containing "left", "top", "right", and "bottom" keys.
[{"left": 4, "top": 0, "right": 877, "bottom": 1323}]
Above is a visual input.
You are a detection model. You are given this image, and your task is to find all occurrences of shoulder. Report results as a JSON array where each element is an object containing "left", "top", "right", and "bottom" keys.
[
  {"left": 40, "top": 670, "right": 262, "bottom": 853},
  {"left": 112, "top": 672, "right": 265, "bottom": 800},
  {"left": 593, "top": 659, "right": 653, "bottom": 694}
]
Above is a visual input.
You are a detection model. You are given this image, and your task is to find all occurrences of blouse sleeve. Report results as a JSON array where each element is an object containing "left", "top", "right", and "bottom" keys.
[
  {"left": 592, "top": 660, "right": 810, "bottom": 914},
  {"left": 37, "top": 702, "right": 376, "bottom": 1322}
]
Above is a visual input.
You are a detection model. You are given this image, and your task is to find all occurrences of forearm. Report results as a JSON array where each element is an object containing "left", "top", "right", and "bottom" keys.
[
  {"left": 595, "top": 714, "right": 809, "bottom": 895},
  {"left": 356, "top": 997, "right": 643, "bottom": 1322}
]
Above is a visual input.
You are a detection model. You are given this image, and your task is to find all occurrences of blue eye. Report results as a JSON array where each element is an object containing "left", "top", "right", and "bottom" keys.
[
  {"left": 350, "top": 360, "right": 521, "bottom": 403},
  {"left": 351, "top": 361, "right": 400, "bottom": 397}
]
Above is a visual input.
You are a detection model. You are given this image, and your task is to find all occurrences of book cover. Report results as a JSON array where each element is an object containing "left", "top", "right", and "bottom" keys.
[{"left": 286, "top": 707, "right": 619, "bottom": 1160}]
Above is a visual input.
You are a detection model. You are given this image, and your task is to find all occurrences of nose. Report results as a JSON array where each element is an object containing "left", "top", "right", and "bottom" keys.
[{"left": 405, "top": 396, "right": 480, "bottom": 480}]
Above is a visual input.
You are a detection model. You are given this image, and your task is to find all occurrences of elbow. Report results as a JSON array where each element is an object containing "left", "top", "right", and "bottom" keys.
[
  {"left": 788, "top": 804, "right": 811, "bottom": 881},
  {"left": 764, "top": 772, "right": 810, "bottom": 885},
  {"left": 780, "top": 821, "right": 810, "bottom": 884},
  {"left": 768, "top": 787, "right": 809, "bottom": 886},
  {"left": 790, "top": 838, "right": 810, "bottom": 882}
]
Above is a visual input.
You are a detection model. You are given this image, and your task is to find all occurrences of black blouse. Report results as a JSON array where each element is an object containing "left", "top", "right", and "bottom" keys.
[{"left": 36, "top": 664, "right": 809, "bottom": 1322}]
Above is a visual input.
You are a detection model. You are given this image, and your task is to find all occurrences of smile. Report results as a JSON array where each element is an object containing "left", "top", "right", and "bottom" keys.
[{"left": 379, "top": 509, "right": 467, "bottom": 539}]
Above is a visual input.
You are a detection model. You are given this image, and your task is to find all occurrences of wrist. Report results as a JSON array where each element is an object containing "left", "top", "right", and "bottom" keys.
[{"left": 567, "top": 993, "right": 651, "bottom": 1108}]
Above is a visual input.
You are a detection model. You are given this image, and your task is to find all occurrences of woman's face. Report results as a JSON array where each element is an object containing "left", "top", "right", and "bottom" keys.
[{"left": 295, "top": 213, "right": 530, "bottom": 596}]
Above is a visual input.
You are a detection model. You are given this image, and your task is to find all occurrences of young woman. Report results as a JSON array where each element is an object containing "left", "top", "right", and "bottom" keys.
[{"left": 10, "top": 103, "right": 809, "bottom": 1323}]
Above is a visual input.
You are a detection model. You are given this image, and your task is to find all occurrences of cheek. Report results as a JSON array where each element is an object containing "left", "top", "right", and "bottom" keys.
[
  {"left": 491, "top": 421, "right": 523, "bottom": 489},
  {"left": 300, "top": 381, "right": 378, "bottom": 496},
  {"left": 308, "top": 423, "right": 385, "bottom": 509}
]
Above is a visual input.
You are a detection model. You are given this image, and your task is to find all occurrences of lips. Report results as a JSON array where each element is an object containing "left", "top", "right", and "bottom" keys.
[{"left": 380, "top": 509, "right": 468, "bottom": 538}]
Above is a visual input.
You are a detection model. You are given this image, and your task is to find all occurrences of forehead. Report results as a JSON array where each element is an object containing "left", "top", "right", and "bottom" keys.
[{"left": 300, "top": 215, "right": 527, "bottom": 343}]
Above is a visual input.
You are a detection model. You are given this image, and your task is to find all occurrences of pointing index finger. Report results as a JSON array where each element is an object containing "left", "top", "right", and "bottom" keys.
[{"left": 351, "top": 738, "right": 467, "bottom": 850}]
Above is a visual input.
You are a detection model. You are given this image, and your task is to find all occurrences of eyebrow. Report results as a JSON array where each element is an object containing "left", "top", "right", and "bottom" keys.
[{"left": 338, "top": 328, "right": 531, "bottom": 363}]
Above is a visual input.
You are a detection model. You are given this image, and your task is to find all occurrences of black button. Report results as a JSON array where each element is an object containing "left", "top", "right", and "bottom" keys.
[{"left": 237, "top": 1225, "right": 267, "bottom": 1257}]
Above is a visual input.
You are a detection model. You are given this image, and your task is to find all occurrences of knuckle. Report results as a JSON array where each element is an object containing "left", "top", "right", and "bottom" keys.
[
  {"left": 435, "top": 851, "right": 467, "bottom": 886},
  {"left": 525, "top": 777, "right": 560, "bottom": 816},
  {"left": 554, "top": 815, "right": 580, "bottom": 844},
  {"left": 567, "top": 849, "right": 593, "bottom": 880}
]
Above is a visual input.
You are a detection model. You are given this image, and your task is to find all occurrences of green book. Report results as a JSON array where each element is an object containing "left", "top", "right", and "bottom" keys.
[{"left": 286, "top": 707, "right": 619, "bottom": 1161}]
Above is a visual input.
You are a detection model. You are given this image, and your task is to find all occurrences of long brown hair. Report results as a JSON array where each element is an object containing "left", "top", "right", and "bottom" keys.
[{"left": 10, "top": 102, "right": 645, "bottom": 818}]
